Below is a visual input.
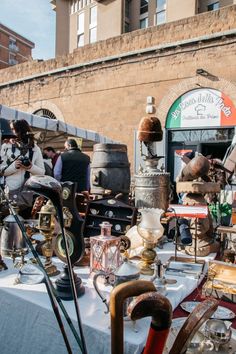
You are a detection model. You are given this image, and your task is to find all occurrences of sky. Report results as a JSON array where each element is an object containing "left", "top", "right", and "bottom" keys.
[{"left": 0, "top": 0, "right": 55, "bottom": 60}]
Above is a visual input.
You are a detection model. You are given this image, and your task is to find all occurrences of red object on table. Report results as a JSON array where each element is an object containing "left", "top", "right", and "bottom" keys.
[
  {"left": 167, "top": 204, "right": 208, "bottom": 219},
  {"left": 143, "top": 327, "right": 169, "bottom": 354}
]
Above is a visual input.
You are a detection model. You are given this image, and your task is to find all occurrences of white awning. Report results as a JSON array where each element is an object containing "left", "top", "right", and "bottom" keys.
[{"left": 0, "top": 104, "right": 118, "bottom": 150}]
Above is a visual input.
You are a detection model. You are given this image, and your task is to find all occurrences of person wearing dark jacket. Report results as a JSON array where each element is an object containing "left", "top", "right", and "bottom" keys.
[{"left": 54, "top": 138, "right": 90, "bottom": 192}]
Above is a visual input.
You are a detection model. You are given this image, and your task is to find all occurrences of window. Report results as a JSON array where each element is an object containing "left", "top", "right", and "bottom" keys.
[
  {"left": 207, "top": 2, "right": 219, "bottom": 11},
  {"left": 9, "top": 37, "right": 16, "bottom": 46},
  {"left": 140, "top": 0, "right": 148, "bottom": 15},
  {"left": 9, "top": 52, "right": 18, "bottom": 65},
  {"left": 89, "top": 6, "right": 97, "bottom": 43},
  {"left": 155, "top": 0, "right": 166, "bottom": 25},
  {"left": 156, "top": 0, "right": 166, "bottom": 11},
  {"left": 71, "top": 0, "right": 75, "bottom": 14},
  {"left": 156, "top": 10, "right": 166, "bottom": 24},
  {"left": 78, "top": 33, "right": 84, "bottom": 47},
  {"left": 77, "top": 12, "right": 84, "bottom": 47},
  {"left": 78, "top": 0, "right": 83, "bottom": 10},
  {"left": 90, "top": 27, "right": 97, "bottom": 43},
  {"left": 90, "top": 5, "right": 97, "bottom": 26},
  {"left": 125, "top": 0, "right": 130, "bottom": 18},
  {"left": 125, "top": 21, "right": 130, "bottom": 33},
  {"left": 140, "top": 17, "right": 148, "bottom": 29},
  {"left": 75, "top": 0, "right": 78, "bottom": 12},
  {"left": 9, "top": 37, "right": 18, "bottom": 52}
]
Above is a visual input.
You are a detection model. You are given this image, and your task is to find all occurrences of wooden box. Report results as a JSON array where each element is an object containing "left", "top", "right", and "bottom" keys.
[{"left": 202, "top": 260, "right": 236, "bottom": 303}]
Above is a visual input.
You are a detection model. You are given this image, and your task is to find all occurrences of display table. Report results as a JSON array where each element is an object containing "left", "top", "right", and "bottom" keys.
[{"left": 0, "top": 243, "right": 216, "bottom": 354}]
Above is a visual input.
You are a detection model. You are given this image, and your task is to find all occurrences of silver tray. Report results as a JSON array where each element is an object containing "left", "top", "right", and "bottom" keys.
[{"left": 181, "top": 301, "right": 235, "bottom": 320}]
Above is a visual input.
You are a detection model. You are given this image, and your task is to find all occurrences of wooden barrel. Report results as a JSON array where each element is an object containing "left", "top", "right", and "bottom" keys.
[{"left": 90, "top": 144, "right": 131, "bottom": 197}]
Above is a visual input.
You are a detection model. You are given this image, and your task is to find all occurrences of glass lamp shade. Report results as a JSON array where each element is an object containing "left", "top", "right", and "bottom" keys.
[
  {"left": 137, "top": 208, "right": 164, "bottom": 246},
  {"left": 90, "top": 222, "right": 121, "bottom": 274}
]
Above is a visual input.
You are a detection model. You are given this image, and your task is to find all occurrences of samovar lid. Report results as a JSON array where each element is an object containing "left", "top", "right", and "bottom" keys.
[
  {"left": 205, "top": 319, "right": 229, "bottom": 334},
  {"left": 114, "top": 258, "right": 140, "bottom": 277}
]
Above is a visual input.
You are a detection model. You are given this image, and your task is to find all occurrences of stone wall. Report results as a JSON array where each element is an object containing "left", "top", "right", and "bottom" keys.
[
  {"left": 0, "top": 5, "right": 236, "bottom": 172},
  {"left": 0, "top": 5, "right": 235, "bottom": 83}
]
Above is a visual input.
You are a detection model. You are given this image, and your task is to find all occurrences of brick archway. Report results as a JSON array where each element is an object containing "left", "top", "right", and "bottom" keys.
[{"left": 157, "top": 76, "right": 236, "bottom": 126}]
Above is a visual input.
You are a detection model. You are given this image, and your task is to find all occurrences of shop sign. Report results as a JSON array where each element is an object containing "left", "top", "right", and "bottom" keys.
[{"left": 166, "top": 89, "right": 236, "bottom": 128}]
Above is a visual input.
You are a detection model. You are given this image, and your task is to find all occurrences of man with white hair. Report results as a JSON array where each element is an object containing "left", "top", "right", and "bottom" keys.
[{"left": 54, "top": 138, "right": 90, "bottom": 192}]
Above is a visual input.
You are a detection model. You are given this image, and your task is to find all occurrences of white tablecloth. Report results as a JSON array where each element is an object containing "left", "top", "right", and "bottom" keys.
[{"left": 0, "top": 243, "right": 216, "bottom": 354}]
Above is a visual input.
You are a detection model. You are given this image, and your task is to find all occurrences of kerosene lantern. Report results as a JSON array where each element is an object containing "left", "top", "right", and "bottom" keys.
[
  {"left": 37, "top": 200, "right": 59, "bottom": 276},
  {"left": 90, "top": 221, "right": 121, "bottom": 275},
  {"left": 137, "top": 208, "right": 164, "bottom": 275}
]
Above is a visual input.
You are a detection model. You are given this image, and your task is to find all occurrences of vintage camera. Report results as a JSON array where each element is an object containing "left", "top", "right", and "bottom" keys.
[{"left": 18, "top": 155, "right": 31, "bottom": 167}]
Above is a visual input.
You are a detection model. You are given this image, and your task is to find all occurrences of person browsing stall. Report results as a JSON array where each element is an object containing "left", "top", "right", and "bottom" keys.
[
  {"left": 0, "top": 119, "right": 45, "bottom": 201},
  {"left": 54, "top": 138, "right": 90, "bottom": 192},
  {"left": 43, "top": 146, "right": 60, "bottom": 170}
]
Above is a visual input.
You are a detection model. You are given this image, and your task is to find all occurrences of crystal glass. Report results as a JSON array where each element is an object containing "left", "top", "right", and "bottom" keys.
[{"left": 90, "top": 221, "right": 121, "bottom": 274}]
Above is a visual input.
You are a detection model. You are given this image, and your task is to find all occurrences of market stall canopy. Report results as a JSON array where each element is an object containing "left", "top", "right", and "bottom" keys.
[{"left": 0, "top": 104, "right": 118, "bottom": 151}]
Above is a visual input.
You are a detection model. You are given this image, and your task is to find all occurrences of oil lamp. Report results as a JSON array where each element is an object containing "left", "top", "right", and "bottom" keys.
[
  {"left": 137, "top": 208, "right": 164, "bottom": 275},
  {"left": 37, "top": 200, "right": 59, "bottom": 276},
  {"left": 90, "top": 221, "right": 121, "bottom": 275}
]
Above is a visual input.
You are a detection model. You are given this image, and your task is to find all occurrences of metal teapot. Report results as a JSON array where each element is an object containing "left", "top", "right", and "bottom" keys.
[
  {"left": 93, "top": 257, "right": 140, "bottom": 314},
  {"left": 187, "top": 331, "right": 214, "bottom": 353},
  {"left": 1, "top": 210, "right": 27, "bottom": 256},
  {"left": 204, "top": 319, "right": 232, "bottom": 351}
]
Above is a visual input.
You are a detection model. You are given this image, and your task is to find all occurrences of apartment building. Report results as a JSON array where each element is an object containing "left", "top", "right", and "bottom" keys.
[
  {"left": 0, "top": 23, "right": 34, "bottom": 70},
  {"left": 51, "top": 0, "right": 235, "bottom": 56}
]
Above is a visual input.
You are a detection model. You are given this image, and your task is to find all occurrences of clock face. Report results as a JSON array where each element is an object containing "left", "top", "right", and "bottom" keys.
[
  {"left": 55, "top": 231, "right": 75, "bottom": 261},
  {"left": 62, "top": 187, "right": 70, "bottom": 200}
]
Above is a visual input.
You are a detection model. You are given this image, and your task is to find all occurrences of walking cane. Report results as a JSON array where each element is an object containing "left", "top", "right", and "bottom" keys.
[
  {"left": 110, "top": 279, "right": 156, "bottom": 354},
  {"left": 128, "top": 291, "right": 172, "bottom": 354}
]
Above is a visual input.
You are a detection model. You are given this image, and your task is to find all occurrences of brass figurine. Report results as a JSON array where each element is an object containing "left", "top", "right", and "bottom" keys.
[{"left": 37, "top": 201, "right": 59, "bottom": 276}]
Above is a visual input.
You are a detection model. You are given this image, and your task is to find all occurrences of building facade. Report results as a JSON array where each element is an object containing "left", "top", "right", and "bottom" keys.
[
  {"left": 0, "top": 5, "right": 235, "bottom": 175},
  {"left": 0, "top": 23, "right": 34, "bottom": 70},
  {"left": 51, "top": 0, "right": 235, "bottom": 56}
]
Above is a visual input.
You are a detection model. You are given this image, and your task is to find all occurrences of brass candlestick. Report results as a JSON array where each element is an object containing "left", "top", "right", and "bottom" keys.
[{"left": 37, "top": 201, "right": 59, "bottom": 276}]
